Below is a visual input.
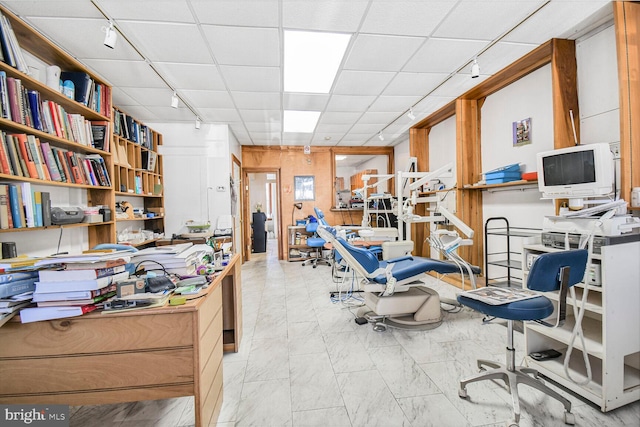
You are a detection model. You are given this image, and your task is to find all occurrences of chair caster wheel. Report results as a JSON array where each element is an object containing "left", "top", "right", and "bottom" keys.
[
  {"left": 506, "top": 421, "right": 518, "bottom": 427},
  {"left": 458, "top": 388, "right": 467, "bottom": 399},
  {"left": 312, "top": 265, "right": 317, "bottom": 268},
  {"left": 373, "top": 323, "right": 386, "bottom": 332},
  {"left": 564, "top": 412, "right": 575, "bottom": 425}
]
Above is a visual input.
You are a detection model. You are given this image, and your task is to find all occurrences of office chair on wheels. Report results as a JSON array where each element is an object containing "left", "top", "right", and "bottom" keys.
[
  {"left": 456, "top": 249, "right": 588, "bottom": 426},
  {"left": 301, "top": 221, "right": 330, "bottom": 268}
]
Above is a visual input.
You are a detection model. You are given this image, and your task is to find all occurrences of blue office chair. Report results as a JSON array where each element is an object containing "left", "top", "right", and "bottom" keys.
[
  {"left": 457, "top": 249, "right": 588, "bottom": 426},
  {"left": 301, "top": 220, "right": 330, "bottom": 268}
]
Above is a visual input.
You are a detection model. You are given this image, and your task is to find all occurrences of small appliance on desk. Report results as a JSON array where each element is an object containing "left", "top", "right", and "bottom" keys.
[{"left": 181, "top": 220, "right": 213, "bottom": 238}]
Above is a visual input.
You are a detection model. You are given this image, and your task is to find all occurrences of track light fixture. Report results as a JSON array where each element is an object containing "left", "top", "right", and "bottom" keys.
[
  {"left": 103, "top": 21, "right": 117, "bottom": 49},
  {"left": 471, "top": 58, "right": 480, "bottom": 78},
  {"left": 378, "top": 132, "right": 384, "bottom": 141},
  {"left": 171, "top": 92, "right": 179, "bottom": 109},
  {"left": 195, "top": 117, "right": 201, "bottom": 129},
  {"left": 407, "top": 108, "right": 416, "bottom": 121}
]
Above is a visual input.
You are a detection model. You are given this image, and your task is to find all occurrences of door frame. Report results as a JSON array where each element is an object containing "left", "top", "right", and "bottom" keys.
[{"left": 242, "top": 167, "right": 283, "bottom": 261}]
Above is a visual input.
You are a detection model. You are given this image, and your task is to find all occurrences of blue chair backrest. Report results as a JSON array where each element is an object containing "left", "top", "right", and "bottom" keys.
[
  {"left": 527, "top": 249, "right": 588, "bottom": 292},
  {"left": 314, "top": 207, "right": 328, "bottom": 226},
  {"left": 306, "top": 221, "right": 319, "bottom": 234},
  {"left": 337, "top": 237, "right": 379, "bottom": 274}
]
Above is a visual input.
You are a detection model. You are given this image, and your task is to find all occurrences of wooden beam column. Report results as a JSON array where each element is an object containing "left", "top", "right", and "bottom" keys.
[{"left": 409, "top": 127, "right": 430, "bottom": 256}]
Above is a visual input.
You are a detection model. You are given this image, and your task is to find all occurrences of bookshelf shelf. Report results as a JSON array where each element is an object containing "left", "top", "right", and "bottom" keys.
[{"left": 0, "top": 220, "right": 114, "bottom": 233}]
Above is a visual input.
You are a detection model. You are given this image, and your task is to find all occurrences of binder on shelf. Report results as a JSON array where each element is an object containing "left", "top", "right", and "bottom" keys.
[
  {"left": 41, "top": 191, "right": 51, "bottom": 226},
  {"left": 7, "top": 184, "right": 21, "bottom": 228},
  {"left": 60, "top": 71, "right": 93, "bottom": 106},
  {"left": 0, "top": 183, "right": 9, "bottom": 229}
]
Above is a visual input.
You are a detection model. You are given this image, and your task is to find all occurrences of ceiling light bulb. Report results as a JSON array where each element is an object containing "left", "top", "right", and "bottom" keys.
[
  {"left": 195, "top": 117, "right": 201, "bottom": 129},
  {"left": 103, "top": 21, "right": 117, "bottom": 49},
  {"left": 171, "top": 92, "right": 179, "bottom": 109},
  {"left": 471, "top": 58, "right": 480, "bottom": 78},
  {"left": 378, "top": 132, "right": 384, "bottom": 141},
  {"left": 407, "top": 108, "right": 416, "bottom": 121}
]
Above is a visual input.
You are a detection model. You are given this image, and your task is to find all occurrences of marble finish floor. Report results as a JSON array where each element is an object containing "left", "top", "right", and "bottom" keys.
[{"left": 71, "top": 239, "right": 640, "bottom": 426}]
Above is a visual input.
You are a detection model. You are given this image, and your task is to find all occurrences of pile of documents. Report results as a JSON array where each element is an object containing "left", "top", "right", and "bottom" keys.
[{"left": 129, "top": 243, "right": 213, "bottom": 276}]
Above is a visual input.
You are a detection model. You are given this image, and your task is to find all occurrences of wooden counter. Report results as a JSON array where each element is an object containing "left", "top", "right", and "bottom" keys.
[{"left": 0, "top": 253, "right": 242, "bottom": 427}]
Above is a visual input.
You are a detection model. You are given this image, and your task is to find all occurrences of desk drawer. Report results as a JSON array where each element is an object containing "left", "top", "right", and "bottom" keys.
[
  {"left": 0, "top": 348, "right": 194, "bottom": 397},
  {"left": 0, "top": 312, "right": 193, "bottom": 358},
  {"left": 198, "top": 285, "right": 222, "bottom": 340}
]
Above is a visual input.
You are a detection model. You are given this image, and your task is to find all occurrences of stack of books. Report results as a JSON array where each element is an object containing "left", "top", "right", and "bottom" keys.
[
  {"left": 0, "top": 269, "right": 38, "bottom": 327},
  {"left": 19, "top": 251, "right": 132, "bottom": 323},
  {"left": 130, "top": 243, "right": 213, "bottom": 276}
]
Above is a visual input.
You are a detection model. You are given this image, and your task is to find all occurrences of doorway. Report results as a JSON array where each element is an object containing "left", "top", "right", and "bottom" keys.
[{"left": 242, "top": 168, "right": 283, "bottom": 261}]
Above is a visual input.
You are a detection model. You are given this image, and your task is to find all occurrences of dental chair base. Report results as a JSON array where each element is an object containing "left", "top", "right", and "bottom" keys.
[{"left": 357, "top": 286, "right": 442, "bottom": 331}]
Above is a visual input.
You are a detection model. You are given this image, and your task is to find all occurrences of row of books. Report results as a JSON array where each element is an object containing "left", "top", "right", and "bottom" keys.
[
  {"left": 60, "top": 71, "right": 111, "bottom": 118},
  {"left": 0, "top": 10, "right": 28, "bottom": 74},
  {"left": 0, "top": 183, "right": 51, "bottom": 229},
  {"left": 0, "top": 72, "right": 110, "bottom": 150},
  {"left": 0, "top": 131, "right": 111, "bottom": 187},
  {"left": 114, "top": 109, "right": 153, "bottom": 148}
]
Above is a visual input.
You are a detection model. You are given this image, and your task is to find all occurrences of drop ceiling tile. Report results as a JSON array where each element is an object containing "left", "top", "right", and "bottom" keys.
[
  {"left": 117, "top": 105, "right": 159, "bottom": 122},
  {"left": 325, "top": 95, "right": 377, "bottom": 112},
  {"left": 344, "top": 34, "right": 425, "bottom": 72},
  {"left": 100, "top": 0, "right": 194, "bottom": 22},
  {"left": 283, "top": 94, "right": 330, "bottom": 111},
  {"left": 198, "top": 108, "right": 243, "bottom": 123},
  {"left": 83, "top": 59, "right": 165, "bottom": 87},
  {"left": 249, "top": 131, "right": 282, "bottom": 139},
  {"left": 240, "top": 110, "right": 281, "bottom": 123},
  {"left": 117, "top": 21, "right": 213, "bottom": 63},
  {"left": 111, "top": 87, "right": 140, "bottom": 106},
  {"left": 181, "top": 90, "right": 234, "bottom": 109},
  {"left": 319, "top": 112, "right": 362, "bottom": 125},
  {"left": 404, "top": 38, "right": 489, "bottom": 73},
  {"left": 24, "top": 17, "right": 143, "bottom": 61},
  {"left": 219, "top": 66, "right": 281, "bottom": 92},
  {"left": 358, "top": 111, "right": 401, "bottom": 125},
  {"left": 245, "top": 121, "right": 282, "bottom": 132},
  {"left": 360, "top": 0, "right": 456, "bottom": 37},
  {"left": 477, "top": 42, "right": 538, "bottom": 76},
  {"left": 350, "top": 123, "right": 384, "bottom": 134},
  {"left": 283, "top": 0, "right": 369, "bottom": 32},
  {"left": 145, "top": 106, "right": 196, "bottom": 121},
  {"left": 333, "top": 70, "right": 396, "bottom": 96},
  {"left": 202, "top": 25, "right": 280, "bottom": 67},
  {"left": 310, "top": 133, "right": 346, "bottom": 143},
  {"left": 111, "top": 87, "right": 174, "bottom": 107},
  {"left": 431, "top": 73, "right": 487, "bottom": 98},
  {"left": 153, "top": 63, "right": 226, "bottom": 90},
  {"left": 315, "top": 124, "right": 354, "bottom": 134},
  {"left": 233, "top": 92, "right": 282, "bottom": 110},
  {"left": 412, "top": 96, "right": 455, "bottom": 117},
  {"left": 191, "top": 0, "right": 280, "bottom": 27},
  {"left": 364, "top": 139, "right": 394, "bottom": 147},
  {"left": 337, "top": 139, "right": 366, "bottom": 146},
  {"left": 229, "top": 124, "right": 250, "bottom": 138},
  {"left": 433, "top": 1, "right": 542, "bottom": 40},
  {"left": 3, "top": 1, "right": 101, "bottom": 18},
  {"left": 503, "top": 1, "right": 611, "bottom": 44},
  {"left": 368, "top": 95, "right": 422, "bottom": 112},
  {"left": 282, "top": 133, "right": 312, "bottom": 145},
  {"left": 383, "top": 72, "right": 448, "bottom": 96}
]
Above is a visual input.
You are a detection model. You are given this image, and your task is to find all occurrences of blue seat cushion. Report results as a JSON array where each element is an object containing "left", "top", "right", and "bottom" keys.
[
  {"left": 307, "top": 237, "right": 325, "bottom": 248},
  {"left": 457, "top": 293, "right": 554, "bottom": 321},
  {"left": 372, "top": 257, "right": 461, "bottom": 284}
]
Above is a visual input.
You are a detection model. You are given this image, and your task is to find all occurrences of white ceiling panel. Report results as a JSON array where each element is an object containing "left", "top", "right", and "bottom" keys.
[
  {"left": 325, "top": 95, "right": 376, "bottom": 112},
  {"left": 1, "top": 0, "right": 614, "bottom": 147},
  {"left": 368, "top": 95, "right": 423, "bottom": 112},
  {"left": 343, "top": 34, "right": 425, "bottom": 72},
  {"left": 181, "top": 90, "right": 234, "bottom": 109},
  {"left": 82, "top": 59, "right": 166, "bottom": 88},
  {"left": 404, "top": 38, "right": 489, "bottom": 74},
  {"left": 433, "top": 1, "right": 544, "bottom": 40},
  {"left": 333, "top": 70, "right": 395, "bottom": 96},
  {"left": 24, "top": 17, "right": 143, "bottom": 61},
  {"left": 283, "top": 93, "right": 330, "bottom": 111},
  {"left": 191, "top": 0, "right": 280, "bottom": 27},
  {"left": 360, "top": 0, "right": 457, "bottom": 37},
  {"left": 234, "top": 92, "right": 282, "bottom": 110},
  {"left": 116, "top": 21, "right": 213, "bottom": 63},
  {"left": 282, "top": 0, "right": 369, "bottom": 32},
  {"left": 99, "top": 0, "right": 194, "bottom": 23},
  {"left": 219, "top": 66, "right": 281, "bottom": 92},
  {"left": 153, "top": 63, "right": 226, "bottom": 91},
  {"left": 202, "top": 25, "right": 280, "bottom": 67},
  {"left": 503, "top": 1, "right": 611, "bottom": 44},
  {"left": 383, "top": 72, "right": 449, "bottom": 96}
]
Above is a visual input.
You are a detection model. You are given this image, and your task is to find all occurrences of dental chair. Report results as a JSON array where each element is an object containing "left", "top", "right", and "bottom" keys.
[
  {"left": 457, "top": 249, "right": 587, "bottom": 426},
  {"left": 301, "top": 220, "right": 331, "bottom": 268},
  {"left": 318, "top": 226, "right": 462, "bottom": 331}
]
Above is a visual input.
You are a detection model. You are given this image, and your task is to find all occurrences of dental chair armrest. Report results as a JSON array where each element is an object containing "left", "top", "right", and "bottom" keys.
[{"left": 386, "top": 256, "right": 414, "bottom": 264}]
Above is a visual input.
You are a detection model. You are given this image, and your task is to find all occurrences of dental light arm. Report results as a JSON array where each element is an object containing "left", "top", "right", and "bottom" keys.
[
  {"left": 436, "top": 205, "right": 474, "bottom": 239},
  {"left": 408, "top": 162, "right": 453, "bottom": 191}
]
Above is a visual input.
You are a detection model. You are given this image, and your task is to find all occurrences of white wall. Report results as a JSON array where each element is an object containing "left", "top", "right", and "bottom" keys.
[
  {"left": 358, "top": 155, "right": 390, "bottom": 193},
  {"left": 151, "top": 122, "right": 231, "bottom": 236},
  {"left": 429, "top": 115, "right": 457, "bottom": 190}
]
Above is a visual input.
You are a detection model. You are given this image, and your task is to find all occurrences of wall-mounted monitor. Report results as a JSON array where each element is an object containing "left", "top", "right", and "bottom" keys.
[{"left": 536, "top": 143, "right": 614, "bottom": 199}]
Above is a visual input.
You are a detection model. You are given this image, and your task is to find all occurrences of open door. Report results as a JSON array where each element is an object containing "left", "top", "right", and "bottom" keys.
[{"left": 231, "top": 155, "right": 245, "bottom": 263}]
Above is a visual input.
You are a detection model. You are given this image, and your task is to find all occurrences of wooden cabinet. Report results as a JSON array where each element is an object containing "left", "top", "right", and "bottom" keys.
[
  {"left": 112, "top": 108, "right": 165, "bottom": 248},
  {"left": 522, "top": 237, "right": 640, "bottom": 411},
  {"left": 287, "top": 225, "right": 313, "bottom": 261},
  {"left": 0, "top": 5, "right": 115, "bottom": 247}
]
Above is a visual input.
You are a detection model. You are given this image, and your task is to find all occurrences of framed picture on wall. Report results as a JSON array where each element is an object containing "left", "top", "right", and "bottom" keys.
[
  {"left": 513, "top": 118, "right": 532, "bottom": 147},
  {"left": 294, "top": 176, "right": 315, "bottom": 201}
]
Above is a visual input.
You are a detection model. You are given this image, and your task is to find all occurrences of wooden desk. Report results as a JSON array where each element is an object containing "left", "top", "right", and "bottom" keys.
[{"left": 0, "top": 254, "right": 242, "bottom": 427}]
